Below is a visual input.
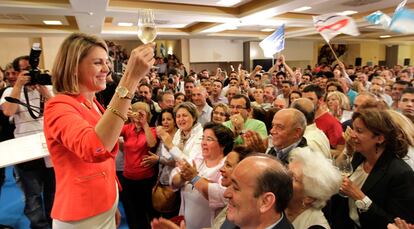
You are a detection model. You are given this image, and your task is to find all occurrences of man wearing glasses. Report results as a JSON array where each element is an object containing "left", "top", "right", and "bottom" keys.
[{"left": 222, "top": 94, "right": 267, "bottom": 146}]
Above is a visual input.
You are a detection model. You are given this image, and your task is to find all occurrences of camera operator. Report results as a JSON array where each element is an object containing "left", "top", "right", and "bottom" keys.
[{"left": 0, "top": 55, "right": 55, "bottom": 229}]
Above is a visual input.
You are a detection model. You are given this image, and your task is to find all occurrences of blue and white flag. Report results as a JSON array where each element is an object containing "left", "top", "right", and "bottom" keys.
[
  {"left": 259, "top": 24, "right": 285, "bottom": 58},
  {"left": 365, "top": 11, "right": 391, "bottom": 29},
  {"left": 390, "top": 7, "right": 414, "bottom": 34},
  {"left": 395, "top": 0, "right": 407, "bottom": 12},
  {"left": 365, "top": 0, "right": 414, "bottom": 34}
]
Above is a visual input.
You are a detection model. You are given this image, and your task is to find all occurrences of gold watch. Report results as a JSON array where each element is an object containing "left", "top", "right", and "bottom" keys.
[{"left": 115, "top": 86, "right": 133, "bottom": 99}]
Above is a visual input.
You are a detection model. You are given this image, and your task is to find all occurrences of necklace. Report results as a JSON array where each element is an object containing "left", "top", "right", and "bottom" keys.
[{"left": 82, "top": 99, "right": 93, "bottom": 109}]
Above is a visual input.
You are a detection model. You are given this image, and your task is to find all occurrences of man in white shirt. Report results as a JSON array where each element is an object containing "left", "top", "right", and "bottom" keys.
[
  {"left": 191, "top": 86, "right": 212, "bottom": 126},
  {"left": 291, "top": 98, "right": 331, "bottom": 158},
  {"left": 0, "top": 56, "right": 55, "bottom": 228}
]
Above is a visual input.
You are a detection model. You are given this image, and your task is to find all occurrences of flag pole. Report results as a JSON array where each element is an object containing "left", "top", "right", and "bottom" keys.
[{"left": 326, "top": 41, "right": 340, "bottom": 63}]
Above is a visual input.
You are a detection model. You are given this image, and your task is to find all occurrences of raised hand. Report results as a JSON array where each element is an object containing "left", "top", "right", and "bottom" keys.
[
  {"left": 340, "top": 177, "right": 365, "bottom": 200},
  {"left": 229, "top": 114, "right": 245, "bottom": 134},
  {"left": 124, "top": 43, "right": 155, "bottom": 80},
  {"left": 242, "top": 130, "right": 267, "bottom": 153},
  {"left": 254, "top": 65, "right": 263, "bottom": 72},
  {"left": 15, "top": 71, "right": 30, "bottom": 87},
  {"left": 279, "top": 54, "right": 286, "bottom": 64},
  {"left": 177, "top": 160, "right": 198, "bottom": 182},
  {"left": 151, "top": 217, "right": 185, "bottom": 229}
]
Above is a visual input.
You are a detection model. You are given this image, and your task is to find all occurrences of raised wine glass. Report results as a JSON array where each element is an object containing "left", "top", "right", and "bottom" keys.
[
  {"left": 334, "top": 154, "right": 353, "bottom": 197},
  {"left": 137, "top": 9, "right": 157, "bottom": 44}
]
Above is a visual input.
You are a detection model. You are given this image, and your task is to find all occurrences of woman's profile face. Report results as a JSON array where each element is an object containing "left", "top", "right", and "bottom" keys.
[
  {"left": 175, "top": 108, "right": 194, "bottom": 133},
  {"left": 350, "top": 118, "right": 379, "bottom": 154},
  {"left": 219, "top": 151, "right": 240, "bottom": 187},
  {"left": 77, "top": 46, "right": 110, "bottom": 93},
  {"left": 288, "top": 161, "right": 306, "bottom": 207}
]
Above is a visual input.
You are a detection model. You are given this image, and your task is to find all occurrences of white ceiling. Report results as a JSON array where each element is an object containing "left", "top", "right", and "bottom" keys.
[{"left": 0, "top": 0, "right": 413, "bottom": 43}]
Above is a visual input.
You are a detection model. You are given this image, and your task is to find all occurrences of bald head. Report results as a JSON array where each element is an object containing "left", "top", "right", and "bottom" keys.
[
  {"left": 291, "top": 98, "right": 315, "bottom": 125},
  {"left": 353, "top": 92, "right": 377, "bottom": 112},
  {"left": 191, "top": 86, "right": 208, "bottom": 107},
  {"left": 237, "top": 155, "right": 293, "bottom": 212},
  {"left": 271, "top": 108, "right": 307, "bottom": 150},
  {"left": 280, "top": 108, "right": 307, "bottom": 131}
]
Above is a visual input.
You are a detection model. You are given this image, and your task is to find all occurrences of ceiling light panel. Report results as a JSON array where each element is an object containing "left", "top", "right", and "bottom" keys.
[
  {"left": 217, "top": 0, "right": 242, "bottom": 7},
  {"left": 293, "top": 6, "right": 312, "bottom": 12},
  {"left": 43, "top": 20, "right": 62, "bottom": 25}
]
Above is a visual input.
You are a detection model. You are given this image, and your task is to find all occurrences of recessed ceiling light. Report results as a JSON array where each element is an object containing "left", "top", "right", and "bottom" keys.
[
  {"left": 337, "top": 10, "right": 358, "bottom": 16},
  {"left": 380, "top": 35, "right": 391, "bottom": 38},
  {"left": 117, "top": 22, "right": 133, "bottom": 27},
  {"left": 261, "top": 28, "right": 274, "bottom": 32},
  {"left": 43, "top": 20, "right": 62, "bottom": 25},
  {"left": 293, "top": 6, "right": 312, "bottom": 12},
  {"left": 88, "top": 12, "right": 94, "bottom": 16},
  {"left": 225, "top": 25, "right": 238, "bottom": 30},
  {"left": 217, "top": 0, "right": 242, "bottom": 7}
]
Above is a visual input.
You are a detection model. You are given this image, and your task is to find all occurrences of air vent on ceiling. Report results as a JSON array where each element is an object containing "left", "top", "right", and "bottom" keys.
[
  {"left": 342, "top": 0, "right": 382, "bottom": 7},
  {"left": 0, "top": 14, "right": 26, "bottom": 20}
]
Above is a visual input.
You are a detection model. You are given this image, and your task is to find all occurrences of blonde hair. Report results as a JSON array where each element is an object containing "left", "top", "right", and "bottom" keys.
[
  {"left": 52, "top": 33, "right": 108, "bottom": 94},
  {"left": 131, "top": 102, "right": 152, "bottom": 121},
  {"left": 386, "top": 110, "right": 414, "bottom": 146},
  {"left": 326, "top": 91, "right": 350, "bottom": 110}
]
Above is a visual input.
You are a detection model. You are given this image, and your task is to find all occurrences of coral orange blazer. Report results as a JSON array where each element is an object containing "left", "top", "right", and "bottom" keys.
[{"left": 44, "top": 94, "right": 119, "bottom": 221}]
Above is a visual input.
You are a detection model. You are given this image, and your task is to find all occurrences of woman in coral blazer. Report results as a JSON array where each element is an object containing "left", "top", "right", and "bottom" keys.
[{"left": 43, "top": 33, "right": 154, "bottom": 228}]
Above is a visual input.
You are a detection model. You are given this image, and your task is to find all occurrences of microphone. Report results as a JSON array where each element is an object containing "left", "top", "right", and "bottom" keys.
[{"left": 5, "top": 96, "right": 42, "bottom": 114}]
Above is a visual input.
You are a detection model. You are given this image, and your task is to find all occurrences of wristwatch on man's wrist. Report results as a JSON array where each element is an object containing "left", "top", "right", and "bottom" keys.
[
  {"left": 355, "top": 196, "right": 372, "bottom": 212},
  {"left": 115, "top": 86, "right": 133, "bottom": 99}
]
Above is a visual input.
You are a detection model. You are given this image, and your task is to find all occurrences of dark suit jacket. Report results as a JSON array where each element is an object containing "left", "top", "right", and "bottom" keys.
[
  {"left": 329, "top": 151, "right": 414, "bottom": 229},
  {"left": 220, "top": 213, "right": 294, "bottom": 229},
  {"left": 269, "top": 137, "right": 307, "bottom": 165}
]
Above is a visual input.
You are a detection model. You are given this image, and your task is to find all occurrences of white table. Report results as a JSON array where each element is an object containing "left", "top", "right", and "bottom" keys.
[{"left": 0, "top": 133, "right": 50, "bottom": 168}]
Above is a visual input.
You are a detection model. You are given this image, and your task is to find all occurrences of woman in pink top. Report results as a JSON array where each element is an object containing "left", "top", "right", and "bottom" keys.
[{"left": 120, "top": 101, "right": 157, "bottom": 229}]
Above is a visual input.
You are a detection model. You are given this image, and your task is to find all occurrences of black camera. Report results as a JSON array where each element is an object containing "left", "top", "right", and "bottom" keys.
[
  {"left": 26, "top": 43, "right": 52, "bottom": 85},
  {"left": 132, "top": 95, "right": 146, "bottom": 104}
]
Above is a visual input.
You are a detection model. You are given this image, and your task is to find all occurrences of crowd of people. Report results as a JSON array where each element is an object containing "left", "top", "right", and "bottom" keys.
[{"left": 0, "top": 32, "right": 414, "bottom": 229}]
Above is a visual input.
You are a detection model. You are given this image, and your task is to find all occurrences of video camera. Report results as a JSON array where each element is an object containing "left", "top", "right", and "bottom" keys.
[{"left": 26, "top": 43, "right": 52, "bottom": 85}]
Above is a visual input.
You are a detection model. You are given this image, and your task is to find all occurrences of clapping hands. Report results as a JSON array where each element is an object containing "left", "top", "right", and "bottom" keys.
[{"left": 176, "top": 160, "right": 198, "bottom": 182}]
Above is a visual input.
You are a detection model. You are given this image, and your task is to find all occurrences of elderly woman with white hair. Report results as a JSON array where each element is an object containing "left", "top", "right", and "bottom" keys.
[{"left": 286, "top": 147, "right": 342, "bottom": 229}]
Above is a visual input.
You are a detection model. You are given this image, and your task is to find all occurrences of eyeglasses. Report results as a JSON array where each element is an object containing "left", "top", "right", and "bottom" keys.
[
  {"left": 201, "top": 136, "right": 218, "bottom": 142},
  {"left": 229, "top": 105, "right": 246, "bottom": 110}
]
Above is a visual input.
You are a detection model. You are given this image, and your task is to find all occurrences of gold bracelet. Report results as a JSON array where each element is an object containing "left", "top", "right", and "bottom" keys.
[{"left": 106, "top": 105, "right": 128, "bottom": 122}]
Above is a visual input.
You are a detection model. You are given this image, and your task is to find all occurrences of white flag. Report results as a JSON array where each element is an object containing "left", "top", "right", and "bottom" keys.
[{"left": 313, "top": 13, "right": 360, "bottom": 42}]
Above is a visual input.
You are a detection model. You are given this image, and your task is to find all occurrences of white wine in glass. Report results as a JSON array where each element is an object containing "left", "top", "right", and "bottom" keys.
[
  {"left": 137, "top": 9, "right": 157, "bottom": 44},
  {"left": 334, "top": 155, "right": 353, "bottom": 198}
]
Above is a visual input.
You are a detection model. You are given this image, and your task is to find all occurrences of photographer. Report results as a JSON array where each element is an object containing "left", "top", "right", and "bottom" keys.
[{"left": 0, "top": 55, "right": 55, "bottom": 229}]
